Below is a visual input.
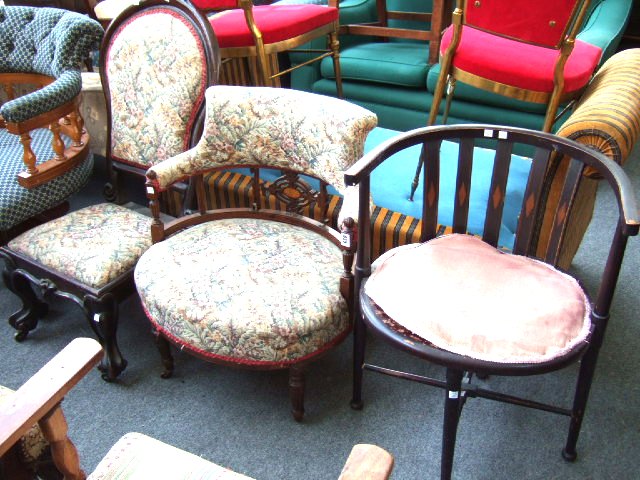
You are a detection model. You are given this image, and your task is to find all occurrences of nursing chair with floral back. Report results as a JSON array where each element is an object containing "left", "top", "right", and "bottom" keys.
[
  {"left": 133, "top": 85, "right": 376, "bottom": 420},
  {"left": 0, "top": 5, "right": 103, "bottom": 243},
  {"left": 0, "top": 0, "right": 219, "bottom": 381}
]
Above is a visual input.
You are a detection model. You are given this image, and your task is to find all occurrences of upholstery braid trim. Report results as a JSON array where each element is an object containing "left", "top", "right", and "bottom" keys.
[{"left": 143, "top": 303, "right": 352, "bottom": 369}]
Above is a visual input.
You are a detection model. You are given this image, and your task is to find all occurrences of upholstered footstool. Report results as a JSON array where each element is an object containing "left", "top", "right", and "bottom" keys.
[{"left": 1, "top": 203, "right": 153, "bottom": 380}]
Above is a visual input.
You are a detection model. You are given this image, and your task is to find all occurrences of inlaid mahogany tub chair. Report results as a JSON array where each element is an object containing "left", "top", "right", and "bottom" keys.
[
  {"left": 409, "top": 0, "right": 602, "bottom": 199},
  {"left": 0, "top": 0, "right": 219, "bottom": 381},
  {"left": 346, "top": 125, "right": 639, "bottom": 479},
  {"left": 191, "top": 0, "right": 343, "bottom": 92},
  {"left": 134, "top": 85, "right": 376, "bottom": 420},
  {"left": 0, "top": 5, "right": 103, "bottom": 243},
  {"left": 0, "top": 338, "right": 395, "bottom": 480}
]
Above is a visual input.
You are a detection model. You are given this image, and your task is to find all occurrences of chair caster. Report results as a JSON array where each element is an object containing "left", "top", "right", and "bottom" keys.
[
  {"left": 14, "top": 330, "right": 29, "bottom": 342},
  {"left": 350, "top": 399, "right": 363, "bottom": 410}
]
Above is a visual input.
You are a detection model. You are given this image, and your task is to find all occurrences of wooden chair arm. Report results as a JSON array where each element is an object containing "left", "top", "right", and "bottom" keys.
[
  {"left": 338, "top": 444, "right": 394, "bottom": 480},
  {"left": 0, "top": 338, "right": 102, "bottom": 457}
]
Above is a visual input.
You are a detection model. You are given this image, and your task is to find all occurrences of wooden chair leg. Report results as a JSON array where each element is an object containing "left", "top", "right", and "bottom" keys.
[
  {"left": 84, "top": 294, "right": 127, "bottom": 382},
  {"left": 288, "top": 365, "right": 306, "bottom": 422},
  {"left": 351, "top": 315, "right": 366, "bottom": 410},
  {"left": 153, "top": 330, "right": 175, "bottom": 379},
  {"left": 441, "top": 368, "right": 464, "bottom": 480},
  {"left": 5, "top": 269, "right": 48, "bottom": 342},
  {"left": 38, "top": 405, "right": 85, "bottom": 480}
]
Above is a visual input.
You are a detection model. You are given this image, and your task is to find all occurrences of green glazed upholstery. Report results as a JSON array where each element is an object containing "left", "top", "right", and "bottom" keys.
[
  {"left": 0, "top": 6, "right": 103, "bottom": 123},
  {"left": 291, "top": 0, "right": 633, "bottom": 131}
]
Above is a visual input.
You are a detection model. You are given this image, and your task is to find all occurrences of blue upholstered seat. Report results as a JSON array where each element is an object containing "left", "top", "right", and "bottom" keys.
[{"left": 0, "top": 5, "right": 102, "bottom": 238}]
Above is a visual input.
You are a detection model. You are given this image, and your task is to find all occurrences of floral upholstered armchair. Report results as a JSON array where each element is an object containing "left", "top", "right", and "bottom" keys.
[
  {"left": 0, "top": 5, "right": 103, "bottom": 242},
  {"left": 134, "top": 85, "right": 376, "bottom": 420}
]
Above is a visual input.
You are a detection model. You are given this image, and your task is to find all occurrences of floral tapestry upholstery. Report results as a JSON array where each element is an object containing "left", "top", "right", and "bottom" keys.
[
  {"left": 105, "top": 8, "right": 209, "bottom": 168},
  {"left": 147, "top": 85, "right": 378, "bottom": 192},
  {"left": 8, "top": 203, "right": 153, "bottom": 289},
  {"left": 0, "top": 127, "right": 93, "bottom": 232},
  {"left": 0, "top": 385, "right": 48, "bottom": 467},
  {"left": 134, "top": 218, "right": 350, "bottom": 366},
  {"left": 0, "top": 6, "right": 103, "bottom": 123},
  {"left": 89, "top": 432, "right": 254, "bottom": 480}
]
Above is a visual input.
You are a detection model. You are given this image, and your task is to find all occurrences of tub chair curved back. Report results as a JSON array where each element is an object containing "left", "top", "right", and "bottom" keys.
[{"left": 134, "top": 85, "right": 376, "bottom": 420}]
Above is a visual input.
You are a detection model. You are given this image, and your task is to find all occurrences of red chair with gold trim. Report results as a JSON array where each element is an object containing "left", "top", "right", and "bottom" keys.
[
  {"left": 193, "top": 0, "right": 343, "bottom": 93},
  {"left": 429, "top": 0, "right": 601, "bottom": 132}
]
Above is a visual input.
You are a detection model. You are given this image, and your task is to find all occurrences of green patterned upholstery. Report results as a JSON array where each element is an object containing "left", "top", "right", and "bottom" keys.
[
  {"left": 0, "top": 6, "right": 103, "bottom": 123},
  {"left": 105, "top": 7, "right": 210, "bottom": 169},
  {"left": 135, "top": 218, "right": 350, "bottom": 365},
  {"left": 8, "top": 203, "right": 153, "bottom": 289}
]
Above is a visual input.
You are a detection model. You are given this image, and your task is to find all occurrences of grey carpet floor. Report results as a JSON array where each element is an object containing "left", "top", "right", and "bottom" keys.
[{"left": 1, "top": 147, "right": 639, "bottom": 479}]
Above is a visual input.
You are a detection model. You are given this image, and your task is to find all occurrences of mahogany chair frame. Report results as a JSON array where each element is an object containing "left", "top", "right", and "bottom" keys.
[
  {"left": 1, "top": 75, "right": 91, "bottom": 190},
  {"left": 345, "top": 124, "right": 639, "bottom": 479},
  {"left": 340, "top": 0, "right": 452, "bottom": 65},
  {"left": 145, "top": 164, "right": 357, "bottom": 421}
]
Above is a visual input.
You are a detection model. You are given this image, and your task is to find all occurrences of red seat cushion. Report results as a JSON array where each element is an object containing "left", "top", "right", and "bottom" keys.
[
  {"left": 209, "top": 5, "right": 338, "bottom": 49},
  {"left": 440, "top": 25, "right": 602, "bottom": 94}
]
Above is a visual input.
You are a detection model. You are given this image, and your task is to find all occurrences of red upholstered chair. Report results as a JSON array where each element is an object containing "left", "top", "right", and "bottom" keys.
[
  {"left": 193, "top": 0, "right": 343, "bottom": 93},
  {"left": 409, "top": 0, "right": 602, "bottom": 200},
  {"left": 429, "top": 0, "right": 600, "bottom": 132}
]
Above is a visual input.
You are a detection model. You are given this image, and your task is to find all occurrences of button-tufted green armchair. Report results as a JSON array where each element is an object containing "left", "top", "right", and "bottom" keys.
[{"left": 0, "top": 5, "right": 103, "bottom": 242}]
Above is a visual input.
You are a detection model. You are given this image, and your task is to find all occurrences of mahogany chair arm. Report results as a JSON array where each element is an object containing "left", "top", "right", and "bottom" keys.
[
  {"left": 0, "top": 338, "right": 103, "bottom": 459},
  {"left": 338, "top": 444, "right": 394, "bottom": 480}
]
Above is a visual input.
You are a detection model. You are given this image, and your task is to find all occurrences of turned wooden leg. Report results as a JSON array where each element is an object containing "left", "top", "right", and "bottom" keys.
[
  {"left": 38, "top": 405, "right": 85, "bottom": 480},
  {"left": 153, "top": 329, "right": 174, "bottom": 379},
  {"left": 19, "top": 132, "right": 38, "bottom": 175},
  {"left": 288, "top": 365, "right": 306, "bottom": 422}
]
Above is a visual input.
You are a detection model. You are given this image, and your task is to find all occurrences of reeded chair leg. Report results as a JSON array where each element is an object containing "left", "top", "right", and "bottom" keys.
[
  {"left": 350, "top": 315, "right": 367, "bottom": 410},
  {"left": 441, "top": 368, "right": 464, "bottom": 480},
  {"left": 84, "top": 294, "right": 127, "bottom": 382},
  {"left": 5, "top": 269, "right": 48, "bottom": 342},
  {"left": 289, "top": 365, "right": 306, "bottom": 422}
]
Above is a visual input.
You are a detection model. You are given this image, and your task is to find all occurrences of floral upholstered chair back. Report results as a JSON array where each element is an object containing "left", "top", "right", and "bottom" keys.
[{"left": 100, "top": 0, "right": 219, "bottom": 171}]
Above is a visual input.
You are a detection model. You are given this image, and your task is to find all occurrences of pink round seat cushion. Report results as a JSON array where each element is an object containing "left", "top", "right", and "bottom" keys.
[{"left": 364, "top": 234, "right": 591, "bottom": 364}]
